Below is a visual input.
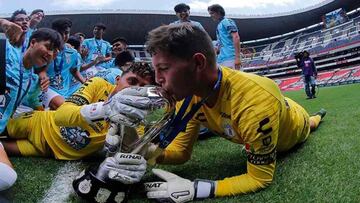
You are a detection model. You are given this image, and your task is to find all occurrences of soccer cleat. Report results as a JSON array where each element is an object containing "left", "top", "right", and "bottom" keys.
[{"left": 314, "top": 108, "right": 327, "bottom": 120}]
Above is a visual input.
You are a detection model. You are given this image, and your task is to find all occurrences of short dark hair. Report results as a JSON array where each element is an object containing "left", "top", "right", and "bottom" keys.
[
  {"left": 67, "top": 35, "right": 81, "bottom": 50},
  {"left": 115, "top": 50, "right": 134, "bottom": 67},
  {"left": 94, "top": 23, "right": 106, "bottom": 30},
  {"left": 74, "top": 32, "right": 85, "bottom": 38},
  {"left": 10, "top": 9, "right": 27, "bottom": 22},
  {"left": 30, "top": 9, "right": 44, "bottom": 16},
  {"left": 208, "top": 4, "right": 225, "bottom": 17},
  {"left": 29, "top": 28, "right": 64, "bottom": 51},
  {"left": 146, "top": 24, "right": 216, "bottom": 68},
  {"left": 51, "top": 18, "right": 72, "bottom": 33},
  {"left": 112, "top": 37, "right": 127, "bottom": 45},
  {"left": 174, "top": 3, "right": 190, "bottom": 13},
  {"left": 123, "top": 62, "right": 155, "bottom": 85}
]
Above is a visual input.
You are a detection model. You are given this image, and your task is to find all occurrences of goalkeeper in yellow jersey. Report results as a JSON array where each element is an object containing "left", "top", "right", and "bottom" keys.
[
  {"left": 108, "top": 24, "right": 327, "bottom": 203},
  {"left": 1, "top": 62, "right": 155, "bottom": 161}
]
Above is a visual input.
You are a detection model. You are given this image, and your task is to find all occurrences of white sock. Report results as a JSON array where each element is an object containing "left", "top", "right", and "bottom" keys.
[{"left": 0, "top": 162, "right": 17, "bottom": 191}]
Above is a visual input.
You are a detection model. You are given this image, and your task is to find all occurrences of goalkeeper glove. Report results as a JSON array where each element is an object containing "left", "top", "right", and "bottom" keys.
[{"left": 144, "top": 169, "right": 216, "bottom": 203}]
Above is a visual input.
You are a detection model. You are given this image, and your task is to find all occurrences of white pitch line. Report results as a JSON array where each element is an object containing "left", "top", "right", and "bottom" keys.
[{"left": 40, "top": 162, "right": 83, "bottom": 203}]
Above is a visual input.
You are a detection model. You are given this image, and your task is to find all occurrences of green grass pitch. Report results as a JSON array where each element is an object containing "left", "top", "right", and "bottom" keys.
[{"left": 1, "top": 83, "right": 359, "bottom": 202}]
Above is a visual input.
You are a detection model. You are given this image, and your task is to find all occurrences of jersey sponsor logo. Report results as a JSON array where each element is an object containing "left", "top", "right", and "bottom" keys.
[
  {"left": 66, "top": 95, "right": 90, "bottom": 106},
  {"left": 60, "top": 126, "right": 90, "bottom": 150},
  {"left": 194, "top": 113, "right": 207, "bottom": 122},
  {"left": 220, "top": 112, "right": 231, "bottom": 119},
  {"left": 257, "top": 117, "right": 272, "bottom": 135},
  {"left": 21, "top": 111, "right": 34, "bottom": 119},
  {"left": 246, "top": 148, "right": 276, "bottom": 165},
  {"left": 262, "top": 136, "right": 272, "bottom": 146}
]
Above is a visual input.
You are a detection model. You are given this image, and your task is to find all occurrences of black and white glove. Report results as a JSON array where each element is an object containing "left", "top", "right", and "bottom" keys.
[
  {"left": 102, "top": 122, "right": 122, "bottom": 156},
  {"left": 103, "top": 86, "right": 172, "bottom": 127},
  {"left": 144, "top": 169, "right": 216, "bottom": 203},
  {"left": 96, "top": 152, "right": 147, "bottom": 184},
  {"left": 79, "top": 86, "right": 157, "bottom": 127},
  {"left": 73, "top": 152, "right": 147, "bottom": 203}
]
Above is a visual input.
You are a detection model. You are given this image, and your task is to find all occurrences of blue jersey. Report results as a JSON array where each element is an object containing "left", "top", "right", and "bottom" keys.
[
  {"left": 170, "top": 20, "right": 205, "bottom": 31},
  {"left": 94, "top": 67, "right": 122, "bottom": 85},
  {"left": 100, "top": 58, "right": 115, "bottom": 69},
  {"left": 216, "top": 17, "right": 238, "bottom": 63},
  {"left": 66, "top": 52, "right": 83, "bottom": 97},
  {"left": 0, "top": 40, "right": 33, "bottom": 133},
  {"left": 19, "top": 29, "right": 43, "bottom": 110},
  {"left": 47, "top": 45, "right": 79, "bottom": 96},
  {"left": 21, "top": 71, "right": 42, "bottom": 109},
  {"left": 82, "top": 38, "right": 111, "bottom": 64}
]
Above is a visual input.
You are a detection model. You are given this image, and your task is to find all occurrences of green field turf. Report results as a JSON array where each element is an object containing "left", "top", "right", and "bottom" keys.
[{"left": 1, "top": 83, "right": 359, "bottom": 202}]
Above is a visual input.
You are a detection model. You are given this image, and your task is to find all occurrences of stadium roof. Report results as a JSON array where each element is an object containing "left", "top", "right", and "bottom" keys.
[{"left": 17, "top": 0, "right": 360, "bottom": 45}]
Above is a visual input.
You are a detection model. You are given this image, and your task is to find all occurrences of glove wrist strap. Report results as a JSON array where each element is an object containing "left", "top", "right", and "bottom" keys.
[
  {"left": 194, "top": 179, "right": 216, "bottom": 200},
  {"left": 80, "top": 102, "right": 105, "bottom": 124}
]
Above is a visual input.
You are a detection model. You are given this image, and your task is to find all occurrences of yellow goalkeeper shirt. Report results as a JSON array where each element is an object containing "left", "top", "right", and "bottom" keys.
[
  {"left": 46, "top": 77, "right": 114, "bottom": 160},
  {"left": 158, "top": 67, "right": 311, "bottom": 196}
]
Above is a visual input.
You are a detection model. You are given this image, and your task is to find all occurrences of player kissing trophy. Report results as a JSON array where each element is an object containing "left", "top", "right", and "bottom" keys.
[{"left": 73, "top": 86, "right": 176, "bottom": 203}]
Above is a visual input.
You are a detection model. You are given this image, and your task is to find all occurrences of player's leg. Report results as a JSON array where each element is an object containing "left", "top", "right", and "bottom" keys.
[
  {"left": 0, "top": 141, "right": 17, "bottom": 191},
  {"left": 309, "top": 108, "right": 326, "bottom": 131},
  {"left": 3, "top": 112, "right": 51, "bottom": 157}
]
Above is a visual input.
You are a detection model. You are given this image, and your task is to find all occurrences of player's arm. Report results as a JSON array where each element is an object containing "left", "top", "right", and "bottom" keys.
[
  {"left": 145, "top": 100, "right": 280, "bottom": 202},
  {"left": 103, "top": 43, "right": 112, "bottom": 62},
  {"left": 69, "top": 53, "right": 86, "bottom": 84},
  {"left": 155, "top": 117, "right": 200, "bottom": 164},
  {"left": 215, "top": 106, "right": 279, "bottom": 196},
  {"left": 225, "top": 19, "right": 241, "bottom": 70},
  {"left": 53, "top": 77, "right": 104, "bottom": 128},
  {"left": 0, "top": 19, "right": 23, "bottom": 46},
  {"left": 231, "top": 31, "right": 241, "bottom": 70}
]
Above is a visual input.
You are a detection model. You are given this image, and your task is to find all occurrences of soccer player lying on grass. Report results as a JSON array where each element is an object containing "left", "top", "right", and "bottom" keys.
[
  {"left": 107, "top": 24, "right": 327, "bottom": 202},
  {"left": 1, "top": 62, "right": 155, "bottom": 161},
  {"left": 0, "top": 27, "right": 63, "bottom": 191}
]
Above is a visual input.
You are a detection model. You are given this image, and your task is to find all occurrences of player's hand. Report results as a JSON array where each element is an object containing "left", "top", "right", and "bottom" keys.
[
  {"left": 80, "top": 47, "right": 88, "bottom": 59},
  {"left": 103, "top": 86, "right": 162, "bottom": 127},
  {"left": 103, "top": 122, "right": 121, "bottom": 156},
  {"left": 39, "top": 73, "right": 50, "bottom": 91},
  {"left": 96, "top": 152, "right": 147, "bottom": 184},
  {"left": 145, "top": 169, "right": 217, "bottom": 203},
  {"left": 95, "top": 55, "right": 106, "bottom": 64},
  {"left": 2, "top": 21, "right": 23, "bottom": 46},
  {"left": 145, "top": 169, "right": 195, "bottom": 203}
]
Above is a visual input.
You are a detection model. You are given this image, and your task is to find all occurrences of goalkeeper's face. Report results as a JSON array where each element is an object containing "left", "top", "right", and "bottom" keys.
[
  {"left": 152, "top": 50, "right": 198, "bottom": 101},
  {"left": 111, "top": 72, "right": 153, "bottom": 96}
]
